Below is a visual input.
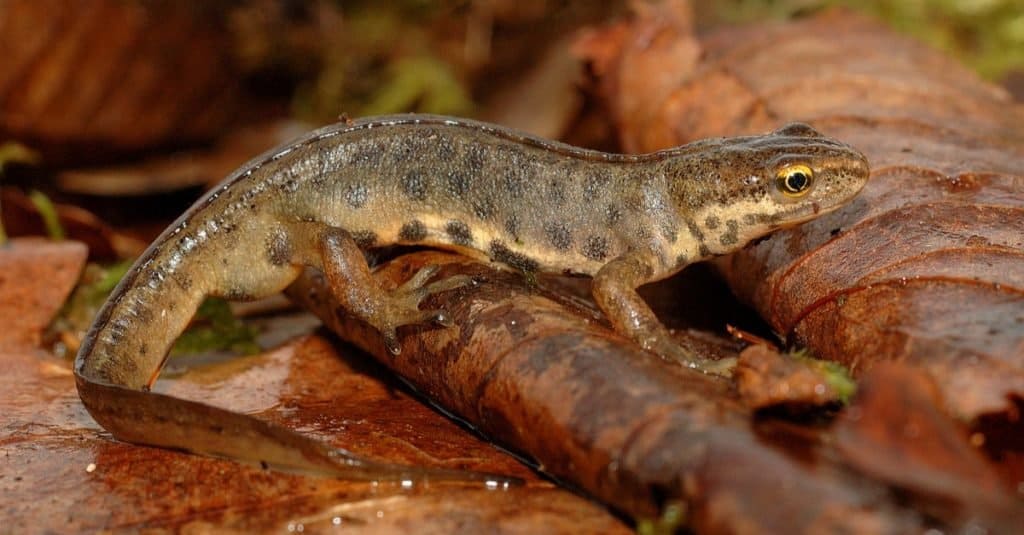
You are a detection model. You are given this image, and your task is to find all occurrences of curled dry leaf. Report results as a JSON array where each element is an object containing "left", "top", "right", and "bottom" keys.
[
  {"left": 0, "top": 0, "right": 239, "bottom": 162},
  {"left": 2, "top": 324, "right": 629, "bottom": 533},
  {"left": 833, "top": 362, "right": 1022, "bottom": 532},
  {"left": 579, "top": 3, "right": 1024, "bottom": 419},
  {"left": 291, "top": 251, "right": 951, "bottom": 533}
]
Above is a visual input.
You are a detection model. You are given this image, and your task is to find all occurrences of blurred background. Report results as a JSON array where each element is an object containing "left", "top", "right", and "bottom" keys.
[{"left": 1, "top": 0, "right": 1021, "bottom": 233}]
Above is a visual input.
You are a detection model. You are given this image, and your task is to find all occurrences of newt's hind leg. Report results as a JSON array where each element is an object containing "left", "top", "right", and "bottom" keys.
[{"left": 319, "top": 227, "right": 471, "bottom": 355}]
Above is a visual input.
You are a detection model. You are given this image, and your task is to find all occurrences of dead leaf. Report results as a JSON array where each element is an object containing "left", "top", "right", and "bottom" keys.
[
  {"left": 290, "top": 251, "right": 936, "bottom": 533},
  {"left": 734, "top": 344, "right": 851, "bottom": 410},
  {"left": 55, "top": 120, "right": 313, "bottom": 196},
  {"left": 834, "top": 363, "right": 1022, "bottom": 531},
  {"left": 1, "top": 188, "right": 146, "bottom": 260},
  {"left": 0, "top": 326, "right": 628, "bottom": 533},
  {"left": 0, "top": 238, "right": 87, "bottom": 351},
  {"left": 580, "top": 3, "right": 1024, "bottom": 419},
  {"left": 0, "top": 0, "right": 240, "bottom": 162}
]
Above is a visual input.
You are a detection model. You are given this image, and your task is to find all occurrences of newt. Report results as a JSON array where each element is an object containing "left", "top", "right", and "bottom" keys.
[{"left": 74, "top": 115, "right": 869, "bottom": 483}]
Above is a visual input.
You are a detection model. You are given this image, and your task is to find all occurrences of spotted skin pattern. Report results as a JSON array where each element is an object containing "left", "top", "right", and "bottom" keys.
[{"left": 74, "top": 115, "right": 869, "bottom": 483}]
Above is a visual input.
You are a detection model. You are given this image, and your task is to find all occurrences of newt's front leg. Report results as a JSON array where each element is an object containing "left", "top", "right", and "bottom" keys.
[
  {"left": 319, "top": 227, "right": 471, "bottom": 354},
  {"left": 592, "top": 252, "right": 734, "bottom": 376}
]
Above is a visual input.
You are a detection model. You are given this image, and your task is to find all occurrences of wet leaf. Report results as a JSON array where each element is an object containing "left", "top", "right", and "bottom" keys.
[
  {"left": 735, "top": 345, "right": 855, "bottom": 409},
  {"left": 0, "top": 238, "right": 87, "bottom": 351},
  {"left": 290, "top": 251, "right": 942, "bottom": 533},
  {"left": 833, "top": 363, "right": 1021, "bottom": 531},
  {"left": 1, "top": 325, "right": 627, "bottom": 533},
  {"left": 581, "top": 3, "right": 1024, "bottom": 419}
]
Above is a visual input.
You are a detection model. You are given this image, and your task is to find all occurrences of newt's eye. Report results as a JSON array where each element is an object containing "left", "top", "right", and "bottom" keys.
[{"left": 775, "top": 164, "right": 814, "bottom": 197}]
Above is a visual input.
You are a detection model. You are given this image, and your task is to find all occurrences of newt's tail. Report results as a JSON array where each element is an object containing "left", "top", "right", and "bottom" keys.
[{"left": 74, "top": 232, "right": 520, "bottom": 486}]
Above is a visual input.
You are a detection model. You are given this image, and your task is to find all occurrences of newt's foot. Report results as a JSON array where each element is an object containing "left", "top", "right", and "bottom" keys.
[
  {"left": 376, "top": 265, "right": 472, "bottom": 355},
  {"left": 643, "top": 334, "right": 736, "bottom": 378}
]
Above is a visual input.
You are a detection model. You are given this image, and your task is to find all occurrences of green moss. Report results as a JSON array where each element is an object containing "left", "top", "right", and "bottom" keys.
[
  {"left": 56, "top": 262, "right": 258, "bottom": 359},
  {"left": 27, "top": 190, "right": 65, "bottom": 241},
  {"left": 54, "top": 260, "right": 134, "bottom": 353},
  {"left": 789, "top": 347, "right": 857, "bottom": 404},
  {"left": 706, "top": 0, "right": 1024, "bottom": 80},
  {"left": 171, "top": 297, "right": 261, "bottom": 357},
  {"left": 292, "top": 2, "right": 474, "bottom": 121},
  {"left": 636, "top": 501, "right": 688, "bottom": 535},
  {"left": 360, "top": 56, "right": 473, "bottom": 117}
]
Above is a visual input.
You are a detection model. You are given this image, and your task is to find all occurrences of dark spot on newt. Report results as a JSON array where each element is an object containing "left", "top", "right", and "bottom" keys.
[
  {"left": 675, "top": 253, "right": 689, "bottom": 267},
  {"left": 345, "top": 183, "right": 368, "bottom": 208},
  {"left": 446, "top": 170, "right": 470, "bottom": 198},
  {"left": 685, "top": 218, "right": 704, "bottom": 241},
  {"left": 465, "top": 144, "right": 487, "bottom": 173},
  {"left": 172, "top": 273, "right": 192, "bottom": 291},
  {"left": 435, "top": 136, "right": 456, "bottom": 160},
  {"left": 351, "top": 142, "right": 383, "bottom": 166},
  {"left": 351, "top": 230, "right": 378, "bottom": 248},
  {"left": 224, "top": 288, "right": 254, "bottom": 300},
  {"left": 704, "top": 215, "right": 720, "bottom": 230},
  {"left": 634, "top": 225, "right": 653, "bottom": 244},
  {"left": 266, "top": 229, "right": 292, "bottom": 266},
  {"left": 498, "top": 146, "right": 530, "bottom": 196},
  {"left": 402, "top": 169, "right": 428, "bottom": 201},
  {"left": 399, "top": 220, "right": 427, "bottom": 242},
  {"left": 720, "top": 220, "right": 739, "bottom": 246},
  {"left": 489, "top": 241, "right": 539, "bottom": 273},
  {"left": 393, "top": 136, "right": 421, "bottom": 162},
  {"left": 504, "top": 214, "right": 520, "bottom": 241},
  {"left": 583, "top": 171, "right": 610, "bottom": 201},
  {"left": 606, "top": 204, "right": 623, "bottom": 225},
  {"left": 473, "top": 198, "right": 495, "bottom": 219},
  {"left": 503, "top": 168, "right": 525, "bottom": 196},
  {"left": 661, "top": 223, "right": 678, "bottom": 243},
  {"left": 582, "top": 236, "right": 609, "bottom": 261},
  {"left": 548, "top": 178, "right": 567, "bottom": 205},
  {"left": 280, "top": 171, "right": 300, "bottom": 193},
  {"left": 698, "top": 243, "right": 712, "bottom": 258},
  {"left": 445, "top": 220, "right": 473, "bottom": 246},
  {"left": 544, "top": 221, "right": 572, "bottom": 250},
  {"left": 106, "top": 327, "right": 124, "bottom": 343}
]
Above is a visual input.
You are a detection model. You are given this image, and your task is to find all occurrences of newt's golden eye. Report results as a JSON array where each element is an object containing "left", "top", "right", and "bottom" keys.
[{"left": 775, "top": 164, "right": 814, "bottom": 197}]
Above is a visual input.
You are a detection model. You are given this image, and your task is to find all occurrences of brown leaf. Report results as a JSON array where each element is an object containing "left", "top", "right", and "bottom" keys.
[
  {"left": 0, "top": 0, "right": 240, "bottom": 162},
  {"left": 581, "top": 4, "right": 1024, "bottom": 418},
  {"left": 834, "top": 363, "right": 1023, "bottom": 531},
  {"left": 291, "top": 251, "right": 934, "bottom": 533},
  {"left": 734, "top": 344, "right": 846, "bottom": 410},
  {"left": 1, "top": 188, "right": 146, "bottom": 260},
  {"left": 55, "top": 120, "right": 312, "bottom": 196},
  {"left": 1, "top": 326, "right": 627, "bottom": 533},
  {"left": 0, "top": 238, "right": 87, "bottom": 351}
]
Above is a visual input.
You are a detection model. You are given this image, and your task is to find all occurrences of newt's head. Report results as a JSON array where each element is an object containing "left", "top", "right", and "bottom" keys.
[{"left": 662, "top": 122, "right": 870, "bottom": 258}]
